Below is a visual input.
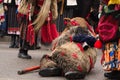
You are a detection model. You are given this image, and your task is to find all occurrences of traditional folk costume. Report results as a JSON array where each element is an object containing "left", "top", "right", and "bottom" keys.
[
  {"left": 38, "top": 17, "right": 102, "bottom": 79},
  {"left": 98, "top": 0, "right": 120, "bottom": 79},
  {"left": 0, "top": 0, "right": 6, "bottom": 37},
  {"left": 17, "top": 0, "right": 39, "bottom": 59},
  {"left": 56, "top": 0, "right": 77, "bottom": 32},
  {"left": 0, "top": 0, "right": 4, "bottom": 23},
  {"left": 86, "top": 0, "right": 100, "bottom": 33},
  {"left": 3, "top": 0, "right": 19, "bottom": 48},
  {"left": 33, "top": 0, "right": 59, "bottom": 44},
  {"left": 73, "top": 0, "right": 101, "bottom": 35},
  {"left": 17, "top": 0, "right": 58, "bottom": 59}
]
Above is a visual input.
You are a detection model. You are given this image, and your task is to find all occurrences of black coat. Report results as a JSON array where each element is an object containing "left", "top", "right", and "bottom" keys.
[{"left": 73, "top": 0, "right": 100, "bottom": 18}]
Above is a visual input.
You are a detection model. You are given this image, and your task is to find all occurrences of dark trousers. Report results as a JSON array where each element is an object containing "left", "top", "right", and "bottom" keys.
[
  {"left": 9, "top": 35, "right": 19, "bottom": 47},
  {"left": 73, "top": 0, "right": 92, "bottom": 18}
]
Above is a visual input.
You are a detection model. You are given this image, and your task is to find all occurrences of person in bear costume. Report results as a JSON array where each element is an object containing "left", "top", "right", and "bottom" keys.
[{"left": 38, "top": 17, "right": 102, "bottom": 80}]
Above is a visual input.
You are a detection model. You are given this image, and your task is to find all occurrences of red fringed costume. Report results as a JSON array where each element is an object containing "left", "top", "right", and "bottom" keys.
[
  {"left": 41, "top": 12, "right": 59, "bottom": 43},
  {"left": 38, "top": 0, "right": 59, "bottom": 43},
  {"left": 17, "top": 0, "right": 58, "bottom": 59}
]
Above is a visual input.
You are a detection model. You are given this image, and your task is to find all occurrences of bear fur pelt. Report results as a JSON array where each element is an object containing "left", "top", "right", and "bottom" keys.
[{"left": 39, "top": 17, "right": 99, "bottom": 79}]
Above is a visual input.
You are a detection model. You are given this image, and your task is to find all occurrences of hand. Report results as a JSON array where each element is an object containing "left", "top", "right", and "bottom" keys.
[{"left": 4, "top": 6, "right": 8, "bottom": 11}]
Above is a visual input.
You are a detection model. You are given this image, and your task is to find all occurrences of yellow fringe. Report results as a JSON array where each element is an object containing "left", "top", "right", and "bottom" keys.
[
  {"left": 51, "top": 0, "right": 58, "bottom": 20},
  {"left": 108, "top": 0, "right": 120, "bottom": 5},
  {"left": 18, "top": 0, "right": 29, "bottom": 14}
]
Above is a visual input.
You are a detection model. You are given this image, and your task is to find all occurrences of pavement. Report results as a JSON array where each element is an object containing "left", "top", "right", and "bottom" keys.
[{"left": 0, "top": 38, "right": 106, "bottom": 80}]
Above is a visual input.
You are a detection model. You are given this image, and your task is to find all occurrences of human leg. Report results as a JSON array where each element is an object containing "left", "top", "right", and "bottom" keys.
[
  {"left": 18, "top": 38, "right": 32, "bottom": 59},
  {"left": 9, "top": 35, "right": 15, "bottom": 48},
  {"left": 18, "top": 48, "right": 31, "bottom": 59},
  {"left": 14, "top": 35, "right": 19, "bottom": 48}
]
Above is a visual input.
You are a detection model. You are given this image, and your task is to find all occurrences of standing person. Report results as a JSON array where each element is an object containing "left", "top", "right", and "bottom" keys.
[
  {"left": 74, "top": 0, "right": 100, "bottom": 34},
  {"left": 73, "top": 0, "right": 100, "bottom": 20},
  {"left": 17, "top": 0, "right": 58, "bottom": 59},
  {"left": 17, "top": 0, "right": 37, "bottom": 59},
  {"left": 85, "top": 0, "right": 100, "bottom": 34},
  {"left": 73, "top": 0, "right": 93, "bottom": 18},
  {"left": 3, "top": 0, "right": 19, "bottom": 48},
  {"left": 98, "top": 0, "right": 120, "bottom": 79},
  {"left": 56, "top": 0, "right": 77, "bottom": 33},
  {"left": 0, "top": 0, "right": 6, "bottom": 37}
]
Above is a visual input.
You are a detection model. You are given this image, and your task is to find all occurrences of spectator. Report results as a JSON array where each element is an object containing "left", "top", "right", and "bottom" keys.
[
  {"left": 97, "top": 0, "right": 120, "bottom": 79},
  {"left": 0, "top": 0, "right": 6, "bottom": 37},
  {"left": 17, "top": 0, "right": 58, "bottom": 59},
  {"left": 56, "top": 0, "right": 77, "bottom": 33},
  {"left": 3, "top": 0, "right": 19, "bottom": 48}
]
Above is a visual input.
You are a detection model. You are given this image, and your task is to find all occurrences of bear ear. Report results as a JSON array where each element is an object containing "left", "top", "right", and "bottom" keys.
[
  {"left": 94, "top": 40, "right": 102, "bottom": 49},
  {"left": 64, "top": 18, "right": 71, "bottom": 22},
  {"left": 64, "top": 18, "right": 71, "bottom": 27}
]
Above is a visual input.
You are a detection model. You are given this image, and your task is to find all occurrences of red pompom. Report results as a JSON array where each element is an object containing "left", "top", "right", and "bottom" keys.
[{"left": 94, "top": 40, "right": 102, "bottom": 49}]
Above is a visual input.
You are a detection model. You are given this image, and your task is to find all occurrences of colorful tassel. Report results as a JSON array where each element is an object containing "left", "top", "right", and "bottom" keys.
[
  {"left": 26, "top": 22, "right": 35, "bottom": 46},
  {"left": 94, "top": 40, "right": 102, "bottom": 49}
]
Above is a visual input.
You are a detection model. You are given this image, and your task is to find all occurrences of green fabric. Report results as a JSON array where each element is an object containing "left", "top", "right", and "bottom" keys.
[
  {"left": 103, "top": 5, "right": 120, "bottom": 18},
  {"left": 104, "top": 5, "right": 115, "bottom": 13}
]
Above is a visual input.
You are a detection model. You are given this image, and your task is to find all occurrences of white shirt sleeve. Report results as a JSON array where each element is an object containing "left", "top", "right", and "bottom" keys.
[{"left": 67, "top": 0, "right": 77, "bottom": 6}]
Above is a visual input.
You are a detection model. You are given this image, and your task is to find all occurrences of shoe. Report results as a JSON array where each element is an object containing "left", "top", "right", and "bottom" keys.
[
  {"left": 18, "top": 49, "right": 32, "bottom": 59},
  {"left": 0, "top": 33, "right": 4, "bottom": 37},
  {"left": 18, "top": 53, "right": 31, "bottom": 59},
  {"left": 9, "top": 45, "right": 15, "bottom": 48},
  {"left": 18, "top": 53, "right": 32, "bottom": 59},
  {"left": 14, "top": 35, "right": 19, "bottom": 48},
  {"left": 14, "top": 45, "right": 19, "bottom": 48},
  {"left": 28, "top": 46, "right": 35, "bottom": 50},
  {"left": 9, "top": 36, "right": 15, "bottom": 48},
  {"left": 65, "top": 71, "right": 86, "bottom": 79},
  {"left": 0, "top": 30, "right": 6, "bottom": 37},
  {"left": 104, "top": 71, "right": 120, "bottom": 79},
  {"left": 39, "top": 67, "right": 62, "bottom": 77},
  {"left": 9, "top": 45, "right": 19, "bottom": 48},
  {"left": 35, "top": 46, "right": 41, "bottom": 49}
]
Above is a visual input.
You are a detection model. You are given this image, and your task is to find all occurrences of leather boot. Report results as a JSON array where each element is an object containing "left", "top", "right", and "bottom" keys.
[
  {"left": 9, "top": 36, "right": 15, "bottom": 48},
  {"left": 0, "top": 30, "right": 6, "bottom": 37},
  {"left": 104, "top": 71, "right": 120, "bottom": 79},
  {"left": 65, "top": 71, "right": 86, "bottom": 79},
  {"left": 18, "top": 49, "right": 32, "bottom": 59},
  {"left": 39, "top": 67, "right": 62, "bottom": 77},
  {"left": 14, "top": 36, "right": 19, "bottom": 48}
]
